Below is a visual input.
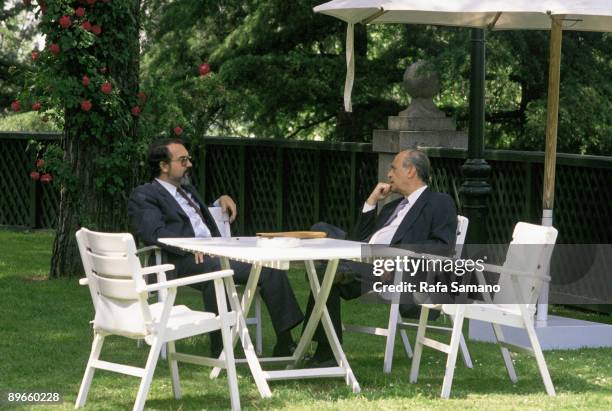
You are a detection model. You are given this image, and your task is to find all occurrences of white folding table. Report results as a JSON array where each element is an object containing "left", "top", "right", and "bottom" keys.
[{"left": 159, "top": 236, "right": 366, "bottom": 394}]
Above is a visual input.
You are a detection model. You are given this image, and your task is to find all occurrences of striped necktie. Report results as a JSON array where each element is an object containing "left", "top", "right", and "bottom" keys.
[
  {"left": 176, "top": 186, "right": 205, "bottom": 222},
  {"left": 383, "top": 198, "right": 409, "bottom": 227}
]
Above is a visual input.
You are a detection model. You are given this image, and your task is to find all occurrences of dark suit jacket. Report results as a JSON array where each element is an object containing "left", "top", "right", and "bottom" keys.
[
  {"left": 127, "top": 180, "right": 221, "bottom": 253},
  {"left": 352, "top": 187, "right": 457, "bottom": 254}
]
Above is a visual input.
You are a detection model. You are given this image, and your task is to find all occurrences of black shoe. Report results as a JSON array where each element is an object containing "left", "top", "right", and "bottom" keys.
[{"left": 272, "top": 341, "right": 297, "bottom": 357}]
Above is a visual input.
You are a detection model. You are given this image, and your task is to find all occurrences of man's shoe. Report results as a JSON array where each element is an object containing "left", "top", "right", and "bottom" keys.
[{"left": 272, "top": 341, "right": 297, "bottom": 357}]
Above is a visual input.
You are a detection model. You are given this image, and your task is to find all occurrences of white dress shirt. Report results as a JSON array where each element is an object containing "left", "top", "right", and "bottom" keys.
[
  {"left": 364, "top": 185, "right": 428, "bottom": 245},
  {"left": 156, "top": 178, "right": 213, "bottom": 238}
]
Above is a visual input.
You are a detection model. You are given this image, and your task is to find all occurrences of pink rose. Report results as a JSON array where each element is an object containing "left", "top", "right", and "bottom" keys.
[
  {"left": 49, "top": 43, "right": 60, "bottom": 56},
  {"left": 100, "top": 81, "right": 112, "bottom": 94},
  {"left": 59, "top": 15, "right": 71, "bottom": 29},
  {"left": 198, "top": 63, "right": 210, "bottom": 76},
  {"left": 81, "top": 100, "right": 92, "bottom": 112}
]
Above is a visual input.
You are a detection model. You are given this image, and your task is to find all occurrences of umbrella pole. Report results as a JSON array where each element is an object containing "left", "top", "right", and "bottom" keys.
[{"left": 537, "top": 16, "right": 563, "bottom": 327}]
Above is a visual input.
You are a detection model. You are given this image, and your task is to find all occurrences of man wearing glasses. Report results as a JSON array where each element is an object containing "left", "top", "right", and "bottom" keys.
[{"left": 128, "top": 138, "right": 303, "bottom": 358}]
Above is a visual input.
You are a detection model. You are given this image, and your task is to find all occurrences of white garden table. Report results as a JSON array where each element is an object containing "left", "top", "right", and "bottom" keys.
[{"left": 159, "top": 236, "right": 366, "bottom": 394}]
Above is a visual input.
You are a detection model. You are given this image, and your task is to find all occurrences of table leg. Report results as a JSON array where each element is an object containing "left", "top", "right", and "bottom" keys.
[
  {"left": 209, "top": 258, "right": 271, "bottom": 398},
  {"left": 290, "top": 259, "right": 361, "bottom": 393}
]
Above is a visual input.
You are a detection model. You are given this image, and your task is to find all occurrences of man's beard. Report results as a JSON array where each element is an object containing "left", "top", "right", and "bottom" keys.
[{"left": 180, "top": 173, "right": 191, "bottom": 186}]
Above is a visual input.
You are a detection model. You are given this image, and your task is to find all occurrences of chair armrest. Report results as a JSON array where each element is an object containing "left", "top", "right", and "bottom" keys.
[
  {"left": 481, "top": 263, "right": 550, "bottom": 281},
  {"left": 141, "top": 264, "right": 175, "bottom": 276},
  {"left": 142, "top": 269, "right": 234, "bottom": 293},
  {"left": 79, "top": 278, "right": 88, "bottom": 285},
  {"left": 385, "top": 246, "right": 456, "bottom": 266},
  {"left": 136, "top": 245, "right": 160, "bottom": 255}
]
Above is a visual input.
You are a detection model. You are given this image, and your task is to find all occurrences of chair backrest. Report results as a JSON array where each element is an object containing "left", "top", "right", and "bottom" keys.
[
  {"left": 454, "top": 215, "right": 469, "bottom": 259},
  {"left": 493, "top": 222, "right": 558, "bottom": 306},
  {"left": 208, "top": 207, "right": 231, "bottom": 238},
  {"left": 76, "top": 228, "right": 153, "bottom": 338}
]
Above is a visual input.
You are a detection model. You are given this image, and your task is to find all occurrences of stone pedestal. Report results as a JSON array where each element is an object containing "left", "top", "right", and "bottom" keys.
[{"left": 372, "top": 61, "right": 467, "bottom": 204}]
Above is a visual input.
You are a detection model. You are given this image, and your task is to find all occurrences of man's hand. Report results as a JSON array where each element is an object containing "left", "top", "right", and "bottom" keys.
[
  {"left": 194, "top": 252, "right": 205, "bottom": 264},
  {"left": 366, "top": 183, "right": 392, "bottom": 206},
  {"left": 218, "top": 195, "right": 237, "bottom": 223}
]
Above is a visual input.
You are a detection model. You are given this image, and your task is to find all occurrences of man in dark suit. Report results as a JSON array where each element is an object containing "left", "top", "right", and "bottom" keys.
[
  {"left": 128, "top": 138, "right": 303, "bottom": 357},
  {"left": 306, "top": 149, "right": 457, "bottom": 365}
]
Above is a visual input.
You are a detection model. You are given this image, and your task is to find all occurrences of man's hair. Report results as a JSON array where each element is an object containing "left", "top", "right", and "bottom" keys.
[
  {"left": 147, "top": 138, "right": 185, "bottom": 180},
  {"left": 402, "top": 150, "right": 431, "bottom": 183}
]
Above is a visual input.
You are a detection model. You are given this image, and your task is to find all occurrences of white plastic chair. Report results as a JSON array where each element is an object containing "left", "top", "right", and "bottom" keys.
[
  {"left": 344, "top": 216, "right": 472, "bottom": 373},
  {"left": 75, "top": 228, "right": 241, "bottom": 411},
  {"left": 137, "top": 206, "right": 264, "bottom": 356},
  {"left": 409, "top": 222, "right": 559, "bottom": 398}
]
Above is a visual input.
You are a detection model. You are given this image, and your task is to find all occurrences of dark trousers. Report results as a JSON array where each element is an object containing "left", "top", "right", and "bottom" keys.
[
  {"left": 168, "top": 252, "right": 304, "bottom": 350},
  {"left": 303, "top": 222, "right": 424, "bottom": 351}
]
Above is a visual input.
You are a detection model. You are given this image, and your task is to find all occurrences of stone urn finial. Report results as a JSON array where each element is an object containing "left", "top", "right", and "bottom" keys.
[{"left": 399, "top": 60, "right": 446, "bottom": 118}]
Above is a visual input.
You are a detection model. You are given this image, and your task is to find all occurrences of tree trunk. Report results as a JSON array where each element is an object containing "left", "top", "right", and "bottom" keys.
[{"left": 50, "top": 0, "right": 141, "bottom": 278}]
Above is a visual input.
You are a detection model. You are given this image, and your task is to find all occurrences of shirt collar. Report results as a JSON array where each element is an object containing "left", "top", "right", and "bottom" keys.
[
  {"left": 406, "top": 185, "right": 427, "bottom": 206},
  {"left": 155, "top": 178, "right": 178, "bottom": 197}
]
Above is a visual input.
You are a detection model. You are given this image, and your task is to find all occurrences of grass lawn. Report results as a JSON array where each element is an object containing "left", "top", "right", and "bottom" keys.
[{"left": 0, "top": 230, "right": 611, "bottom": 410}]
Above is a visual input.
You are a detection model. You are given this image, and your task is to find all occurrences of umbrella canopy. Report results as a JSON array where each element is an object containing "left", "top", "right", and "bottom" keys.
[
  {"left": 314, "top": 0, "right": 612, "bottom": 323},
  {"left": 314, "top": 0, "right": 612, "bottom": 30},
  {"left": 315, "top": 0, "right": 612, "bottom": 111}
]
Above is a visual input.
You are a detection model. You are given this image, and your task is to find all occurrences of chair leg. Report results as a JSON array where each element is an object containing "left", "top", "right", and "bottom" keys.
[
  {"left": 167, "top": 341, "right": 181, "bottom": 399},
  {"left": 75, "top": 333, "right": 105, "bottom": 408},
  {"left": 440, "top": 306, "right": 465, "bottom": 399},
  {"left": 409, "top": 306, "right": 430, "bottom": 383},
  {"left": 523, "top": 318, "right": 556, "bottom": 396},
  {"left": 383, "top": 302, "right": 401, "bottom": 373},
  {"left": 133, "top": 339, "right": 163, "bottom": 411},
  {"left": 399, "top": 329, "right": 413, "bottom": 359},
  {"left": 221, "top": 313, "right": 241, "bottom": 411},
  {"left": 255, "top": 292, "right": 263, "bottom": 356},
  {"left": 458, "top": 333, "right": 473, "bottom": 368},
  {"left": 490, "top": 323, "right": 518, "bottom": 383},
  {"left": 448, "top": 314, "right": 473, "bottom": 368}
]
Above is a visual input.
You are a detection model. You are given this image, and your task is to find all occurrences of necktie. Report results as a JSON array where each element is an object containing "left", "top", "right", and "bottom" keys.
[
  {"left": 176, "top": 186, "right": 205, "bottom": 222},
  {"left": 383, "top": 198, "right": 409, "bottom": 227}
]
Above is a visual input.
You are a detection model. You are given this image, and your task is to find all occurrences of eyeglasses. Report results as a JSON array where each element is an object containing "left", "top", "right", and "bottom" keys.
[{"left": 169, "top": 156, "right": 192, "bottom": 166}]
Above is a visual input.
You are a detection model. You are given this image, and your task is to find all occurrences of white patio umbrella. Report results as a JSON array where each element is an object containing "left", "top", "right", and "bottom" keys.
[{"left": 314, "top": 0, "right": 612, "bottom": 323}]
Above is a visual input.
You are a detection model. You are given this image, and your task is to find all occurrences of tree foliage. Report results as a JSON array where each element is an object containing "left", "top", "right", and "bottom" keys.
[
  {"left": 9, "top": 0, "right": 141, "bottom": 277},
  {"left": 0, "top": 0, "right": 39, "bottom": 112},
  {"left": 140, "top": 1, "right": 610, "bottom": 154}
]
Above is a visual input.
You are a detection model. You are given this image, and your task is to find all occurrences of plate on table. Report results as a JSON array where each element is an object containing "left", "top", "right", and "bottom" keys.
[{"left": 256, "top": 237, "right": 301, "bottom": 248}]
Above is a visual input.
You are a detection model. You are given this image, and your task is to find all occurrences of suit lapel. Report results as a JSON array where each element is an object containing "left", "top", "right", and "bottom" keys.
[
  {"left": 391, "top": 187, "right": 431, "bottom": 244},
  {"left": 153, "top": 180, "right": 189, "bottom": 221}
]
